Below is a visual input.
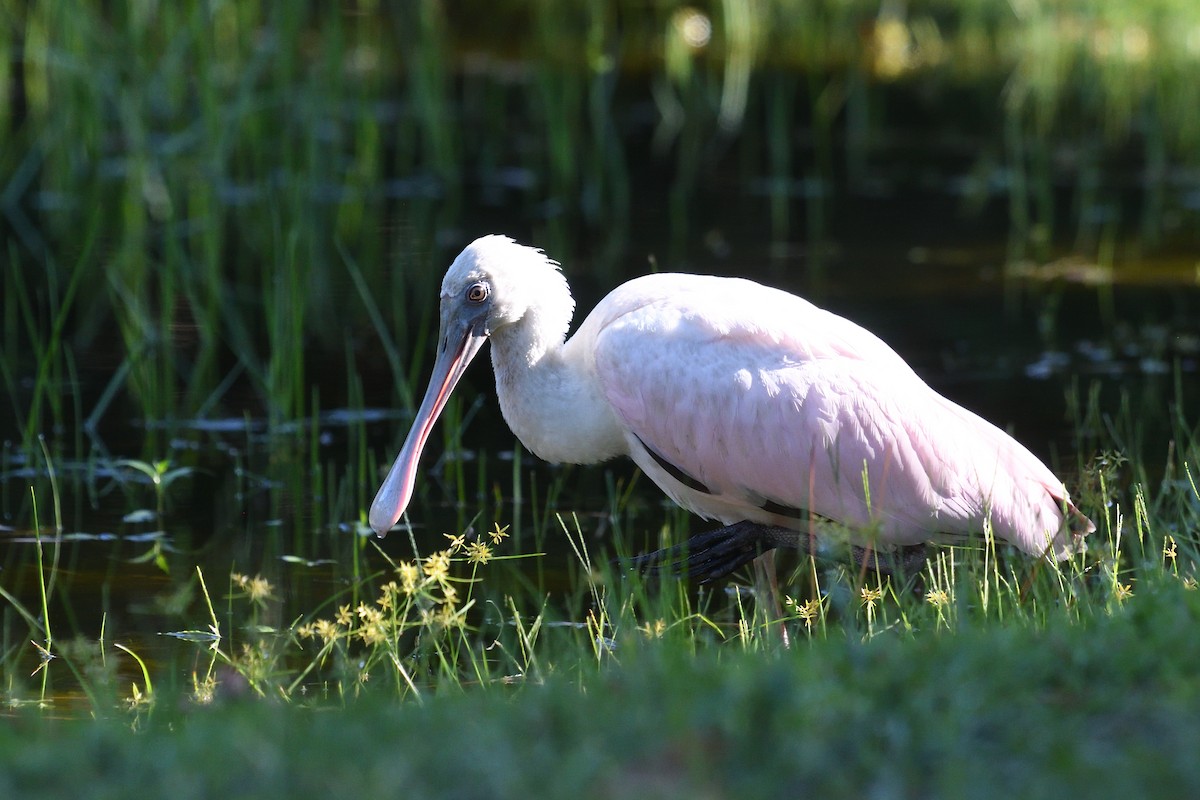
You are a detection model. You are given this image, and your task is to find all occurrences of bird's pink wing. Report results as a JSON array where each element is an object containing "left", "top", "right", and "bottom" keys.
[{"left": 589, "top": 274, "right": 1078, "bottom": 556}]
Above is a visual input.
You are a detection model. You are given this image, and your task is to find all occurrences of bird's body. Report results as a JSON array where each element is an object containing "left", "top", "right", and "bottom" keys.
[{"left": 370, "top": 235, "right": 1091, "bottom": 567}]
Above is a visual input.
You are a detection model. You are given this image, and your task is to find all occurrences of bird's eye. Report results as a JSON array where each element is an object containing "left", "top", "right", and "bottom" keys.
[{"left": 466, "top": 282, "right": 489, "bottom": 304}]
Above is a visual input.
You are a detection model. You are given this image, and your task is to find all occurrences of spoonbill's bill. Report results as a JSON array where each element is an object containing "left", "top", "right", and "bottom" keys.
[{"left": 369, "top": 235, "right": 1092, "bottom": 580}]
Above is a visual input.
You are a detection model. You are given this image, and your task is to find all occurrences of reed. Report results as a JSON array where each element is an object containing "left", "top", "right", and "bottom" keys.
[{"left": 3, "top": 0, "right": 1197, "bottom": 435}]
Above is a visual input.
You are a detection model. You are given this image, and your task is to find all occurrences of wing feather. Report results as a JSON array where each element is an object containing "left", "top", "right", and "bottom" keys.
[{"left": 587, "top": 273, "right": 1080, "bottom": 556}]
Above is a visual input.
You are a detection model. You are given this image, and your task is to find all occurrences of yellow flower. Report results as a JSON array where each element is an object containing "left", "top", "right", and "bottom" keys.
[
  {"left": 488, "top": 523, "right": 510, "bottom": 545},
  {"left": 377, "top": 581, "right": 399, "bottom": 611},
  {"left": 357, "top": 603, "right": 383, "bottom": 625},
  {"left": 357, "top": 623, "right": 388, "bottom": 646},
  {"left": 1164, "top": 536, "right": 1178, "bottom": 563},
  {"left": 232, "top": 572, "right": 274, "bottom": 606},
  {"left": 1114, "top": 583, "right": 1134, "bottom": 602},
  {"left": 795, "top": 598, "right": 823, "bottom": 629},
  {"left": 860, "top": 586, "right": 882, "bottom": 611},
  {"left": 423, "top": 550, "right": 451, "bottom": 582},
  {"left": 313, "top": 619, "right": 339, "bottom": 644},
  {"left": 443, "top": 532, "right": 467, "bottom": 552},
  {"left": 397, "top": 561, "right": 420, "bottom": 594},
  {"left": 247, "top": 575, "right": 274, "bottom": 604},
  {"left": 466, "top": 541, "right": 493, "bottom": 565},
  {"left": 925, "top": 589, "right": 951, "bottom": 608},
  {"left": 336, "top": 604, "right": 354, "bottom": 626}
]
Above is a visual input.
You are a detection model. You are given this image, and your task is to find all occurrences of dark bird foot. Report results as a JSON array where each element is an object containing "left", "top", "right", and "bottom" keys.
[
  {"left": 625, "top": 521, "right": 927, "bottom": 583},
  {"left": 626, "top": 522, "right": 808, "bottom": 583}
]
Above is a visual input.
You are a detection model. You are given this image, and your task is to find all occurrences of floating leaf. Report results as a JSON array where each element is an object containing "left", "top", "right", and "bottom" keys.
[
  {"left": 161, "top": 629, "right": 221, "bottom": 643},
  {"left": 280, "top": 555, "right": 337, "bottom": 567}
]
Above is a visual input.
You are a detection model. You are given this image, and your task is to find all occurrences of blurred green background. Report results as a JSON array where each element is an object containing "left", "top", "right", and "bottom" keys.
[{"left": 4, "top": 0, "right": 1197, "bottom": 436}]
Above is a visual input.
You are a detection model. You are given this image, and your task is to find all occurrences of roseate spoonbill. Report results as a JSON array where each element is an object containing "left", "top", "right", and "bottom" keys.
[{"left": 369, "top": 235, "right": 1092, "bottom": 582}]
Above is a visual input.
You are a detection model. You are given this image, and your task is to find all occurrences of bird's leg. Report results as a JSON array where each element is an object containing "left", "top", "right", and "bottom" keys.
[
  {"left": 627, "top": 522, "right": 928, "bottom": 583},
  {"left": 752, "top": 550, "right": 790, "bottom": 649},
  {"left": 851, "top": 543, "right": 928, "bottom": 576},
  {"left": 627, "top": 521, "right": 806, "bottom": 584}
]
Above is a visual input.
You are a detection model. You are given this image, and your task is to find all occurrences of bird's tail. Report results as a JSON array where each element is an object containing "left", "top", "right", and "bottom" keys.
[{"left": 1046, "top": 493, "right": 1095, "bottom": 560}]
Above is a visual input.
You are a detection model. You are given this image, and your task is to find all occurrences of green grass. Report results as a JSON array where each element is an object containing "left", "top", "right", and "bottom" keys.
[{"left": 2, "top": 580, "right": 1200, "bottom": 798}]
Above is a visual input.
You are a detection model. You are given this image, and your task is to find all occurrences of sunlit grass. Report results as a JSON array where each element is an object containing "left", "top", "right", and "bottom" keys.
[{"left": 8, "top": 432, "right": 1197, "bottom": 711}]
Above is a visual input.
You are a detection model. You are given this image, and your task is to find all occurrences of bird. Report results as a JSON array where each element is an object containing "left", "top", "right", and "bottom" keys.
[{"left": 369, "top": 235, "right": 1093, "bottom": 586}]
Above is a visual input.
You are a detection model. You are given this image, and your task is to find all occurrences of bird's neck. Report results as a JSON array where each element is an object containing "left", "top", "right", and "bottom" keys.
[{"left": 489, "top": 312, "right": 626, "bottom": 465}]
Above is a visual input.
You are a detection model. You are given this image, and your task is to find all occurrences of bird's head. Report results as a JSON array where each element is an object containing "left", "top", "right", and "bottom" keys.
[
  {"left": 439, "top": 234, "right": 573, "bottom": 339},
  {"left": 369, "top": 235, "right": 572, "bottom": 536}
]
